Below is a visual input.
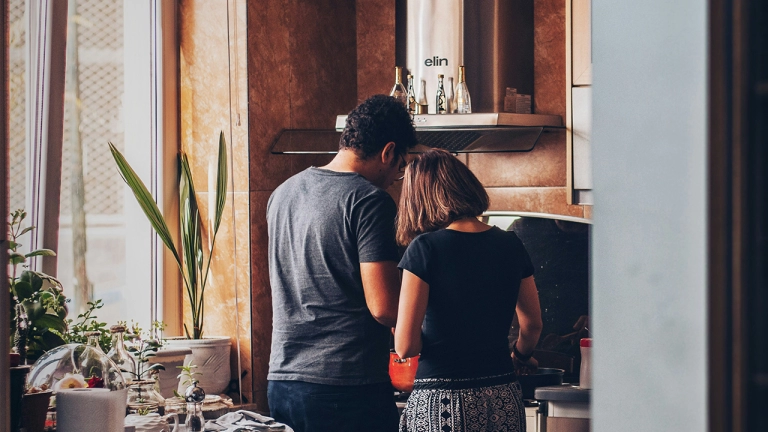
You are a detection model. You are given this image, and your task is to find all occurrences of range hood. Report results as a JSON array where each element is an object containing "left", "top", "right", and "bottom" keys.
[{"left": 270, "top": 113, "right": 562, "bottom": 155}]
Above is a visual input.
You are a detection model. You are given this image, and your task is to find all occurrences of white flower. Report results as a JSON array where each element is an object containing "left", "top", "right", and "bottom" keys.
[{"left": 54, "top": 373, "right": 87, "bottom": 390}]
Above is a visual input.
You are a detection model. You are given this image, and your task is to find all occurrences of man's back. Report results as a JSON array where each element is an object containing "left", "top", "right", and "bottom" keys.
[{"left": 267, "top": 167, "right": 399, "bottom": 385}]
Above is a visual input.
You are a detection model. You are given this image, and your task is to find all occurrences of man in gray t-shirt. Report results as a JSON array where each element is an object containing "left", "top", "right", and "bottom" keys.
[{"left": 267, "top": 95, "right": 417, "bottom": 432}]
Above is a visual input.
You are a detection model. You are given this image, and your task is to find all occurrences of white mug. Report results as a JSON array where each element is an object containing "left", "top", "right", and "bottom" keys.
[{"left": 124, "top": 413, "right": 180, "bottom": 432}]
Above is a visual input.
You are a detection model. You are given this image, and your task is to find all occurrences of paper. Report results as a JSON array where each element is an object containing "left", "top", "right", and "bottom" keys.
[{"left": 56, "top": 388, "right": 128, "bottom": 432}]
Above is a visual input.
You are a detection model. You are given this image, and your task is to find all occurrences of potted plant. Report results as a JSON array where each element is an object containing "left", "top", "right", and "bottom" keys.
[
  {"left": 124, "top": 335, "right": 167, "bottom": 414},
  {"left": 7, "top": 209, "right": 69, "bottom": 364},
  {"left": 7, "top": 209, "right": 69, "bottom": 432},
  {"left": 109, "top": 132, "right": 231, "bottom": 394}
]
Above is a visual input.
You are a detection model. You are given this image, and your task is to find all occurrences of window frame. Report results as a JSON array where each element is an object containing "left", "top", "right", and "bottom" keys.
[{"left": 19, "top": 0, "right": 181, "bottom": 332}]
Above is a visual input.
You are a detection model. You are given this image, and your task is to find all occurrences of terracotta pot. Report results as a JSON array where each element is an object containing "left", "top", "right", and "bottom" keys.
[
  {"left": 21, "top": 390, "right": 52, "bottom": 432},
  {"left": 389, "top": 351, "right": 419, "bottom": 393}
]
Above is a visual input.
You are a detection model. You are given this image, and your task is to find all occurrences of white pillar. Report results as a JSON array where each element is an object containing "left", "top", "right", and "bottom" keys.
[{"left": 591, "top": 0, "right": 708, "bottom": 430}]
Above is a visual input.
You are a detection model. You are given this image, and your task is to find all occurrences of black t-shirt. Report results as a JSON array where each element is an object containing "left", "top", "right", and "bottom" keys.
[{"left": 398, "top": 226, "right": 535, "bottom": 379}]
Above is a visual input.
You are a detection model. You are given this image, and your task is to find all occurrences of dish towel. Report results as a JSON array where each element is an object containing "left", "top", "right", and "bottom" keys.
[{"left": 204, "top": 410, "right": 287, "bottom": 431}]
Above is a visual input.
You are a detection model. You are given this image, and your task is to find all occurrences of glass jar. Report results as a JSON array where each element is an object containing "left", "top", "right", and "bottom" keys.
[
  {"left": 26, "top": 343, "right": 126, "bottom": 391},
  {"left": 107, "top": 325, "right": 136, "bottom": 383},
  {"left": 127, "top": 379, "right": 165, "bottom": 414},
  {"left": 78, "top": 332, "right": 110, "bottom": 387}
]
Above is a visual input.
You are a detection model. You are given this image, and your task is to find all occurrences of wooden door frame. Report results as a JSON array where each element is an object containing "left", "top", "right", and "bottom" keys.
[
  {"left": 1, "top": 0, "right": 11, "bottom": 431},
  {"left": 708, "top": 0, "right": 749, "bottom": 429}
]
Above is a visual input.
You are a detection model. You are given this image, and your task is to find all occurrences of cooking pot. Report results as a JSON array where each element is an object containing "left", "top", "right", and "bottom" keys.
[
  {"left": 517, "top": 368, "right": 565, "bottom": 400},
  {"left": 389, "top": 351, "right": 419, "bottom": 392}
]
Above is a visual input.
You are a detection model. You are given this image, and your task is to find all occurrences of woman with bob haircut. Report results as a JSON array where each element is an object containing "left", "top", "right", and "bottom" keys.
[{"left": 394, "top": 149, "right": 543, "bottom": 432}]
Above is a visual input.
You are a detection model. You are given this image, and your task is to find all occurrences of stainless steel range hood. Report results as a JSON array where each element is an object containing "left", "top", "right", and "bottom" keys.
[{"left": 270, "top": 113, "right": 562, "bottom": 155}]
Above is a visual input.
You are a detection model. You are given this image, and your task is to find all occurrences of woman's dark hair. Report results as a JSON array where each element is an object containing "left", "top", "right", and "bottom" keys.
[
  {"left": 339, "top": 95, "right": 417, "bottom": 159},
  {"left": 396, "top": 149, "right": 490, "bottom": 246}
]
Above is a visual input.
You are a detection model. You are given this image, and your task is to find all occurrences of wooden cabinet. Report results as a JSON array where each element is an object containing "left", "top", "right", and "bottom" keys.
[{"left": 567, "top": 0, "right": 592, "bottom": 205}]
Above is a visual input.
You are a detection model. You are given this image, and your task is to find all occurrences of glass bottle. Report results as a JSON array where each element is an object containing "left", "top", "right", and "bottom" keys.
[
  {"left": 406, "top": 74, "right": 417, "bottom": 115},
  {"left": 184, "top": 380, "right": 206, "bottom": 432},
  {"left": 446, "top": 77, "right": 455, "bottom": 113},
  {"left": 389, "top": 66, "right": 408, "bottom": 106},
  {"left": 78, "top": 331, "right": 109, "bottom": 385},
  {"left": 418, "top": 79, "right": 428, "bottom": 114},
  {"left": 455, "top": 65, "right": 472, "bottom": 113},
  {"left": 435, "top": 74, "right": 447, "bottom": 114},
  {"left": 107, "top": 324, "right": 136, "bottom": 384}
]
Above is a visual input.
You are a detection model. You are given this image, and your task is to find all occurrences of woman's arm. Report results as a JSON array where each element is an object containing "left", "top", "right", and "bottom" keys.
[
  {"left": 514, "top": 276, "right": 543, "bottom": 358},
  {"left": 394, "top": 270, "right": 429, "bottom": 359}
]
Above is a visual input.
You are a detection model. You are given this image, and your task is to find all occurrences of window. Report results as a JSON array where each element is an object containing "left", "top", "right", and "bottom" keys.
[{"left": 9, "top": 0, "right": 176, "bottom": 330}]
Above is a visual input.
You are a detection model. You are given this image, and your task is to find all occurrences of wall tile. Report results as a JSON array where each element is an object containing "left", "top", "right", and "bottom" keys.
[
  {"left": 356, "top": 0, "right": 396, "bottom": 102},
  {"left": 249, "top": 191, "right": 273, "bottom": 412},
  {"left": 533, "top": 0, "right": 566, "bottom": 118},
  {"left": 486, "top": 187, "right": 585, "bottom": 218},
  {"left": 180, "top": 0, "right": 252, "bottom": 403},
  {"left": 193, "top": 192, "right": 252, "bottom": 400},
  {"left": 247, "top": 0, "right": 352, "bottom": 192},
  {"left": 468, "top": 129, "right": 566, "bottom": 187},
  {"left": 288, "top": 0, "right": 357, "bottom": 129},
  {"left": 583, "top": 205, "right": 593, "bottom": 220},
  {"left": 180, "top": 0, "right": 249, "bottom": 193}
]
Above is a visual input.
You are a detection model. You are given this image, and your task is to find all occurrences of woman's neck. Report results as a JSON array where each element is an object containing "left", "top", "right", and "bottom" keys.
[{"left": 445, "top": 217, "right": 492, "bottom": 233}]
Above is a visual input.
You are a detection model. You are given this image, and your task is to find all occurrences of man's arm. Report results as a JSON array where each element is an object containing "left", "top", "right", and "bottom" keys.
[{"left": 360, "top": 261, "right": 401, "bottom": 327}]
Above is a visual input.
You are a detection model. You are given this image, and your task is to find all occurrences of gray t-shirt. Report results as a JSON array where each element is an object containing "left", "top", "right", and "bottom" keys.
[{"left": 266, "top": 167, "right": 399, "bottom": 385}]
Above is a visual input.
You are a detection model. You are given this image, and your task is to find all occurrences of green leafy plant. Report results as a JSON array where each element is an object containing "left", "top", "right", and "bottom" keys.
[
  {"left": 124, "top": 338, "right": 165, "bottom": 381},
  {"left": 172, "top": 363, "right": 202, "bottom": 398},
  {"left": 8, "top": 209, "right": 68, "bottom": 362},
  {"left": 64, "top": 299, "right": 112, "bottom": 352},
  {"left": 108, "top": 132, "right": 228, "bottom": 339},
  {"left": 136, "top": 406, "right": 153, "bottom": 416}
]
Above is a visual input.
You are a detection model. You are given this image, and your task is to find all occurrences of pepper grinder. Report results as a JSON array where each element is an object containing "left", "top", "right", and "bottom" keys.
[{"left": 184, "top": 380, "right": 206, "bottom": 431}]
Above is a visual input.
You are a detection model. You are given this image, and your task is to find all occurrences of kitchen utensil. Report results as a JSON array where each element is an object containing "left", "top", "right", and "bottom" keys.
[
  {"left": 517, "top": 367, "right": 564, "bottom": 400},
  {"left": 389, "top": 351, "right": 419, "bottom": 393}
]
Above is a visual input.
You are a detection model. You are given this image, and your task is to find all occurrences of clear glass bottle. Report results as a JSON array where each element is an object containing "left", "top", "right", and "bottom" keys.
[
  {"left": 446, "top": 76, "right": 455, "bottom": 113},
  {"left": 184, "top": 380, "right": 206, "bottom": 432},
  {"left": 78, "top": 331, "right": 109, "bottom": 384},
  {"left": 107, "top": 324, "right": 136, "bottom": 383},
  {"left": 455, "top": 65, "right": 472, "bottom": 113},
  {"left": 406, "top": 74, "right": 417, "bottom": 115},
  {"left": 418, "top": 79, "right": 428, "bottom": 114},
  {"left": 389, "top": 66, "right": 408, "bottom": 106},
  {"left": 435, "top": 74, "right": 447, "bottom": 114}
]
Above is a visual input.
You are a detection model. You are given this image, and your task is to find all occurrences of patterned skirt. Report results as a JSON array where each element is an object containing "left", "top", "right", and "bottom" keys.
[{"left": 398, "top": 372, "right": 526, "bottom": 432}]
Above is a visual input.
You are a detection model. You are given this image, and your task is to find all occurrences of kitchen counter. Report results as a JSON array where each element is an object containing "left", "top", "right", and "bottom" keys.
[
  {"left": 534, "top": 384, "right": 590, "bottom": 403},
  {"left": 534, "top": 385, "right": 590, "bottom": 432}
]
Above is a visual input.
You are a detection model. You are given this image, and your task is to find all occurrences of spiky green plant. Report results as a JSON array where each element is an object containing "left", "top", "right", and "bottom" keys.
[{"left": 108, "top": 132, "right": 228, "bottom": 339}]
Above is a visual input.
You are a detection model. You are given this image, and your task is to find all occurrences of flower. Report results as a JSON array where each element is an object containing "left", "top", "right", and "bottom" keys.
[
  {"left": 54, "top": 373, "right": 87, "bottom": 390},
  {"left": 87, "top": 375, "right": 104, "bottom": 388}
]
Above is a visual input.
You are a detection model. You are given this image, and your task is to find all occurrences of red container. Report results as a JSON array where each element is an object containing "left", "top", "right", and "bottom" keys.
[{"left": 389, "top": 352, "right": 419, "bottom": 393}]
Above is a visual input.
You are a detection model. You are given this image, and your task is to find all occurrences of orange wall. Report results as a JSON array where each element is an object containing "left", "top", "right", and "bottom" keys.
[{"left": 179, "top": 0, "right": 252, "bottom": 403}]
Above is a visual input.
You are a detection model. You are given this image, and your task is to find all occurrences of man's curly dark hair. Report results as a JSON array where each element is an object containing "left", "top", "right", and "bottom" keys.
[{"left": 339, "top": 95, "right": 417, "bottom": 159}]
